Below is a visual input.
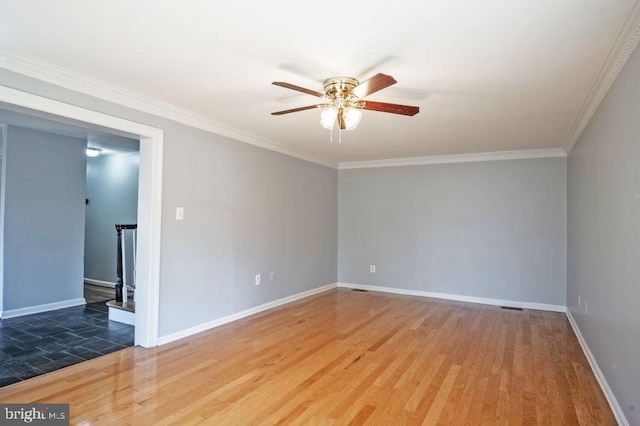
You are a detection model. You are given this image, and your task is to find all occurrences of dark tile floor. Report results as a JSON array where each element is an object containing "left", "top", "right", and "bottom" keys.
[{"left": 0, "top": 302, "right": 134, "bottom": 388}]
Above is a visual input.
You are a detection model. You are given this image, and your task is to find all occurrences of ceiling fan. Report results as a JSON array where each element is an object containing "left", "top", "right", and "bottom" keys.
[{"left": 271, "top": 73, "right": 419, "bottom": 135}]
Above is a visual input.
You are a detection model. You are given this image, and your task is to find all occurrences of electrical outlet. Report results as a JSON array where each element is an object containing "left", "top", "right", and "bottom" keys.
[
  {"left": 370, "top": 265, "right": 376, "bottom": 273},
  {"left": 255, "top": 274, "right": 261, "bottom": 286},
  {"left": 585, "top": 301, "right": 588, "bottom": 314},
  {"left": 270, "top": 271, "right": 275, "bottom": 282},
  {"left": 578, "top": 294, "right": 581, "bottom": 307}
]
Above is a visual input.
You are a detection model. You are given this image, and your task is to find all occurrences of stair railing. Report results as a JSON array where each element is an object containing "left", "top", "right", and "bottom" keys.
[{"left": 115, "top": 224, "right": 137, "bottom": 303}]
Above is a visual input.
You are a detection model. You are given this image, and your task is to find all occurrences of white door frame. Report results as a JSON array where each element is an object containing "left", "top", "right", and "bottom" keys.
[{"left": 0, "top": 85, "right": 163, "bottom": 347}]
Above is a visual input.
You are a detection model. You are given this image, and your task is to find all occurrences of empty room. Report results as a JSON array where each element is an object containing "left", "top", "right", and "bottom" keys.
[{"left": 0, "top": 1, "right": 638, "bottom": 425}]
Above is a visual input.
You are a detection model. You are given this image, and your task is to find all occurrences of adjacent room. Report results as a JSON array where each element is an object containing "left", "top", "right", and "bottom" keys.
[
  {"left": 0, "top": 1, "right": 638, "bottom": 424},
  {"left": 0, "top": 109, "right": 140, "bottom": 385}
]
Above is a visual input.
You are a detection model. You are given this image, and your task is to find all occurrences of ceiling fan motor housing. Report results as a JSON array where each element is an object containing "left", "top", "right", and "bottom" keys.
[{"left": 323, "top": 77, "right": 359, "bottom": 99}]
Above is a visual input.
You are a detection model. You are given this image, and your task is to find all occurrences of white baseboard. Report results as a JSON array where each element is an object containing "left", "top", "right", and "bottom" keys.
[
  {"left": 566, "top": 310, "right": 628, "bottom": 426},
  {"left": 2, "top": 298, "right": 86, "bottom": 319},
  {"left": 337, "top": 282, "right": 567, "bottom": 313},
  {"left": 84, "top": 278, "right": 116, "bottom": 288},
  {"left": 157, "top": 283, "right": 337, "bottom": 345},
  {"left": 109, "top": 306, "right": 135, "bottom": 326}
]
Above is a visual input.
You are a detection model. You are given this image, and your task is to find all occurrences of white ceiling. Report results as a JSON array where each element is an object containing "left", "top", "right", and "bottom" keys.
[{"left": 1, "top": 0, "right": 639, "bottom": 166}]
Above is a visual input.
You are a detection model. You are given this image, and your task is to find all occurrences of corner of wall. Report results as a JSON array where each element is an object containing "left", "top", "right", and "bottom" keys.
[{"left": 566, "top": 309, "right": 629, "bottom": 425}]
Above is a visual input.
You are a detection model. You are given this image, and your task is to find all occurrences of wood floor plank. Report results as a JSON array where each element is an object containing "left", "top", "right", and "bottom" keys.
[
  {"left": 461, "top": 310, "right": 501, "bottom": 425},
  {"left": 348, "top": 404, "right": 376, "bottom": 425},
  {"left": 421, "top": 364, "right": 459, "bottom": 425},
  {"left": 449, "top": 310, "right": 496, "bottom": 424},
  {"left": 509, "top": 316, "right": 524, "bottom": 425},
  {"left": 0, "top": 289, "right": 616, "bottom": 424},
  {"left": 437, "top": 308, "right": 487, "bottom": 424}
]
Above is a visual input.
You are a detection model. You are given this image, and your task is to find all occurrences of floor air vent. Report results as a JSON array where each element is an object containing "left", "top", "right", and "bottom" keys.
[
  {"left": 352, "top": 289, "right": 368, "bottom": 292},
  {"left": 501, "top": 306, "right": 523, "bottom": 311}
]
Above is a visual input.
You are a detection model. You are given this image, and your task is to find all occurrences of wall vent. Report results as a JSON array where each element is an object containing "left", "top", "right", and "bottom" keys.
[
  {"left": 501, "top": 306, "right": 523, "bottom": 311},
  {"left": 352, "top": 289, "right": 368, "bottom": 292}
]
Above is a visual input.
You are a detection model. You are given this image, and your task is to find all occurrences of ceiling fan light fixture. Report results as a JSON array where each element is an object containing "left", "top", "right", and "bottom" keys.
[
  {"left": 320, "top": 106, "right": 362, "bottom": 131},
  {"left": 343, "top": 107, "right": 362, "bottom": 130},
  {"left": 320, "top": 107, "right": 337, "bottom": 130}
]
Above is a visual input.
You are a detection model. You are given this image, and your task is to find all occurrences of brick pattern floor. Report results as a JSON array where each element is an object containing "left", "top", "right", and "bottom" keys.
[{"left": 0, "top": 302, "right": 134, "bottom": 387}]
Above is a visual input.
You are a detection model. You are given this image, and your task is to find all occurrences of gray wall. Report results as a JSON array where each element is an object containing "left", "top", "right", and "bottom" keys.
[
  {"left": 161, "top": 134, "right": 337, "bottom": 332},
  {"left": 339, "top": 158, "right": 567, "bottom": 306},
  {"left": 0, "top": 69, "right": 338, "bottom": 336},
  {"left": 2, "top": 125, "right": 87, "bottom": 310},
  {"left": 567, "top": 40, "right": 640, "bottom": 423},
  {"left": 84, "top": 151, "right": 139, "bottom": 284}
]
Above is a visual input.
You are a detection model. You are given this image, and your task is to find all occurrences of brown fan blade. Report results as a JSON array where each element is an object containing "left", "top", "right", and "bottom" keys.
[
  {"left": 362, "top": 101, "right": 419, "bottom": 116},
  {"left": 351, "top": 73, "right": 397, "bottom": 98},
  {"left": 271, "top": 105, "right": 327, "bottom": 115},
  {"left": 272, "top": 82, "right": 324, "bottom": 98}
]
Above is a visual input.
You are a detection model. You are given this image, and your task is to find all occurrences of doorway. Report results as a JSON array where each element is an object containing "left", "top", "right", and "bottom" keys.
[
  {"left": 0, "top": 85, "right": 162, "bottom": 348},
  {"left": 84, "top": 138, "right": 140, "bottom": 314}
]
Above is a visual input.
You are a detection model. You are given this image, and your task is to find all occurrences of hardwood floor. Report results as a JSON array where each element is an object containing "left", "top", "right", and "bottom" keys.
[
  {"left": 0, "top": 289, "right": 615, "bottom": 425},
  {"left": 84, "top": 283, "right": 135, "bottom": 305},
  {"left": 84, "top": 283, "right": 114, "bottom": 303}
]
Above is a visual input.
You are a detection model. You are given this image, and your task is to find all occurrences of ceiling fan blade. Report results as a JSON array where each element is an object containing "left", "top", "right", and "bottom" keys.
[
  {"left": 362, "top": 101, "right": 420, "bottom": 116},
  {"left": 352, "top": 73, "right": 397, "bottom": 99},
  {"left": 272, "top": 82, "right": 324, "bottom": 98},
  {"left": 271, "top": 104, "right": 327, "bottom": 115}
]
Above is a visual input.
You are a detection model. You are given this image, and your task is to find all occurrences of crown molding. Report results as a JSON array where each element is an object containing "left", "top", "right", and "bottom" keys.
[
  {"left": 0, "top": 49, "right": 338, "bottom": 169},
  {"left": 338, "top": 148, "right": 567, "bottom": 169},
  {"left": 564, "top": 0, "right": 640, "bottom": 154}
]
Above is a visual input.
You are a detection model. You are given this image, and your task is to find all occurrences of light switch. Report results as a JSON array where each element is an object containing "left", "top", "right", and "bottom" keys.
[{"left": 176, "top": 207, "right": 184, "bottom": 220}]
